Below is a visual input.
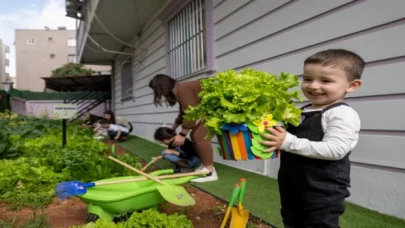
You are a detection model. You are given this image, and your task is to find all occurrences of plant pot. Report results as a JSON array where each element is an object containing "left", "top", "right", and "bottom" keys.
[{"left": 215, "top": 122, "right": 279, "bottom": 161}]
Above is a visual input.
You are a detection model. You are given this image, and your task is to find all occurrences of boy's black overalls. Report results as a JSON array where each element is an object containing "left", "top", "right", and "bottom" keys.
[{"left": 279, "top": 102, "right": 351, "bottom": 228}]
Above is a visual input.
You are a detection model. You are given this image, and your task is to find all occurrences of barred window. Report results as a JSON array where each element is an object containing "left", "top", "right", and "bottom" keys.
[
  {"left": 121, "top": 60, "right": 133, "bottom": 99},
  {"left": 168, "top": 0, "right": 206, "bottom": 79}
]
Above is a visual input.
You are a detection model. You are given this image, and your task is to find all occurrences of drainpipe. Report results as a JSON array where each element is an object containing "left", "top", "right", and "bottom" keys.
[
  {"left": 110, "top": 60, "right": 114, "bottom": 111},
  {"left": 263, "top": 159, "right": 269, "bottom": 176}
]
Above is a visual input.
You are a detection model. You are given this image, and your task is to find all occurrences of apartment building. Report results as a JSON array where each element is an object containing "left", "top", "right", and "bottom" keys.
[
  {"left": 15, "top": 27, "right": 110, "bottom": 91},
  {"left": 0, "top": 39, "right": 10, "bottom": 89}
]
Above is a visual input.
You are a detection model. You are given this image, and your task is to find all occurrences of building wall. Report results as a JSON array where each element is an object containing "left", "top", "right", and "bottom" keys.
[
  {"left": 15, "top": 29, "right": 110, "bottom": 92},
  {"left": 112, "top": 0, "right": 405, "bottom": 219},
  {"left": 0, "top": 39, "right": 10, "bottom": 89}
]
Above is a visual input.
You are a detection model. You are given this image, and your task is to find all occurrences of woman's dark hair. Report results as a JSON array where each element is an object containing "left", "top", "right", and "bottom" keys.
[
  {"left": 149, "top": 74, "right": 177, "bottom": 107},
  {"left": 154, "top": 127, "right": 176, "bottom": 141},
  {"left": 103, "top": 110, "right": 116, "bottom": 124}
]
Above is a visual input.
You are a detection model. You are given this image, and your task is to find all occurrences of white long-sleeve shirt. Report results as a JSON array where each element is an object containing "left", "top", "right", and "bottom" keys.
[
  {"left": 107, "top": 124, "right": 129, "bottom": 133},
  {"left": 280, "top": 105, "right": 361, "bottom": 160}
]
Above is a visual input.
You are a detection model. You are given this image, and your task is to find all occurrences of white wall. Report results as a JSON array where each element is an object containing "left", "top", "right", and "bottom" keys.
[{"left": 113, "top": 0, "right": 405, "bottom": 219}]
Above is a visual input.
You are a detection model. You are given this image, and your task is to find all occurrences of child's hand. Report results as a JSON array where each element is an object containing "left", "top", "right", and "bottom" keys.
[
  {"left": 260, "top": 126, "right": 287, "bottom": 152},
  {"left": 163, "top": 149, "right": 180, "bottom": 156},
  {"left": 163, "top": 149, "right": 173, "bottom": 154}
]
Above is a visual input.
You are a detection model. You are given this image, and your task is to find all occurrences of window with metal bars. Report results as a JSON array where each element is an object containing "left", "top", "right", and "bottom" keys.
[
  {"left": 121, "top": 60, "right": 133, "bottom": 99},
  {"left": 167, "top": 0, "right": 206, "bottom": 79}
]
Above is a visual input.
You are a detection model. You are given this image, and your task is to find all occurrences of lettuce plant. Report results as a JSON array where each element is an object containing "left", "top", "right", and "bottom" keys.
[{"left": 185, "top": 68, "right": 302, "bottom": 137}]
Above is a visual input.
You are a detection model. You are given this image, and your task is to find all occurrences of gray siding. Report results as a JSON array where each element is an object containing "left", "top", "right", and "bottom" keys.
[{"left": 113, "top": 0, "right": 405, "bottom": 219}]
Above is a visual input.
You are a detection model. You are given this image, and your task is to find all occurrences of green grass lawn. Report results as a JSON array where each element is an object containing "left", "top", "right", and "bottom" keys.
[{"left": 119, "top": 136, "right": 405, "bottom": 228}]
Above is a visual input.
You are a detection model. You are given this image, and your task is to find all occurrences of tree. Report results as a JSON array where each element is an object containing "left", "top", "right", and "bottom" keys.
[{"left": 51, "top": 63, "right": 94, "bottom": 77}]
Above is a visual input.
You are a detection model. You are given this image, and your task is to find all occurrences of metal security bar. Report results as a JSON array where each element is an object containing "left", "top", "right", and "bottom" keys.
[{"left": 168, "top": 0, "right": 206, "bottom": 79}]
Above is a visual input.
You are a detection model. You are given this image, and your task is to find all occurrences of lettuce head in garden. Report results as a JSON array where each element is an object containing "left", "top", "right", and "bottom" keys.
[{"left": 184, "top": 68, "right": 303, "bottom": 138}]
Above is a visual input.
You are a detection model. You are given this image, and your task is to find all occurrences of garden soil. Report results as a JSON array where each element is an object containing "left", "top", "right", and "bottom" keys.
[{"left": 0, "top": 143, "right": 271, "bottom": 228}]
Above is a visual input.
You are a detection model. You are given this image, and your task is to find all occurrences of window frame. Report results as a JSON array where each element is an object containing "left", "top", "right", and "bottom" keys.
[
  {"left": 67, "top": 38, "right": 77, "bottom": 47},
  {"left": 27, "top": 39, "right": 35, "bottom": 45},
  {"left": 120, "top": 59, "right": 134, "bottom": 101},
  {"left": 158, "top": 0, "right": 215, "bottom": 79},
  {"left": 67, "top": 54, "right": 77, "bottom": 63}
]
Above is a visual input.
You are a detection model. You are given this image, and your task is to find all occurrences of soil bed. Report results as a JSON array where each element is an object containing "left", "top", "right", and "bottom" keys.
[{"left": 0, "top": 143, "right": 271, "bottom": 228}]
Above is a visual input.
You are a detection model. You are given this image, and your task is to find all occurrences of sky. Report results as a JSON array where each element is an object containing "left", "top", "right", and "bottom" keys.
[{"left": 0, "top": 0, "right": 76, "bottom": 77}]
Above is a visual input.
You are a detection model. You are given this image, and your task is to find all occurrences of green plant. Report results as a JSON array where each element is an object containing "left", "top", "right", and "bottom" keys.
[
  {"left": 0, "top": 209, "right": 49, "bottom": 228},
  {"left": 0, "top": 157, "right": 64, "bottom": 208},
  {"left": 70, "top": 209, "right": 193, "bottom": 228},
  {"left": 184, "top": 68, "right": 303, "bottom": 137},
  {"left": 246, "top": 222, "right": 259, "bottom": 228},
  {"left": 124, "top": 209, "right": 193, "bottom": 228},
  {"left": 70, "top": 218, "right": 123, "bottom": 228},
  {"left": 0, "top": 216, "right": 18, "bottom": 228},
  {"left": 21, "top": 210, "right": 50, "bottom": 228},
  {"left": 211, "top": 205, "right": 223, "bottom": 213},
  {"left": 51, "top": 63, "right": 94, "bottom": 77},
  {"left": 0, "top": 113, "right": 141, "bottom": 208}
]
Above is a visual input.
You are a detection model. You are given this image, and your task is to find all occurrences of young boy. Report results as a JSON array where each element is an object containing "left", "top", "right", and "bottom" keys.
[
  {"left": 96, "top": 119, "right": 129, "bottom": 142},
  {"left": 260, "top": 49, "right": 364, "bottom": 228},
  {"left": 153, "top": 127, "right": 200, "bottom": 173}
]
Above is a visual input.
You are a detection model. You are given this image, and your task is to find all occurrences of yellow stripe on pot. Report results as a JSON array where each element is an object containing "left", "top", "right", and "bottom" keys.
[{"left": 229, "top": 133, "right": 241, "bottom": 160}]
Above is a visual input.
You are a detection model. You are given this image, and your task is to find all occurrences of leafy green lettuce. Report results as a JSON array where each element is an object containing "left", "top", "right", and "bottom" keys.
[{"left": 184, "top": 68, "right": 302, "bottom": 137}]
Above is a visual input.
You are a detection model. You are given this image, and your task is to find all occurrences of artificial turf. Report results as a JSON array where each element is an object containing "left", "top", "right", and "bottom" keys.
[{"left": 118, "top": 136, "right": 405, "bottom": 228}]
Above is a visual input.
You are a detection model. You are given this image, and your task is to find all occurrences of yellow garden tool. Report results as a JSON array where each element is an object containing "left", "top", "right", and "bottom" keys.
[
  {"left": 220, "top": 183, "right": 241, "bottom": 228},
  {"left": 230, "top": 178, "right": 249, "bottom": 228}
]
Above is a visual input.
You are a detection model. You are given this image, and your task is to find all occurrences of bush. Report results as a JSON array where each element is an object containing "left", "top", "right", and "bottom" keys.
[{"left": 71, "top": 209, "right": 193, "bottom": 228}]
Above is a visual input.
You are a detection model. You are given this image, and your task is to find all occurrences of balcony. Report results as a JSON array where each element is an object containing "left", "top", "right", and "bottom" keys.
[{"left": 67, "top": 0, "right": 165, "bottom": 66}]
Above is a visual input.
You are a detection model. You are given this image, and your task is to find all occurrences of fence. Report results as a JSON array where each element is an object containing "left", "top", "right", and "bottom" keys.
[{"left": 4, "top": 89, "right": 109, "bottom": 118}]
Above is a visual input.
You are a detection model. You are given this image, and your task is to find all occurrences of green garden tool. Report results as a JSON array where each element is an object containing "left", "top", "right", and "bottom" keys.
[
  {"left": 220, "top": 183, "right": 241, "bottom": 228},
  {"left": 108, "top": 156, "right": 199, "bottom": 207},
  {"left": 111, "top": 143, "right": 116, "bottom": 155},
  {"left": 230, "top": 178, "right": 249, "bottom": 228}
]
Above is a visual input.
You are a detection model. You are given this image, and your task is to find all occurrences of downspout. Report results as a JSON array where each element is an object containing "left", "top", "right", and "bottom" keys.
[
  {"left": 263, "top": 159, "right": 269, "bottom": 176},
  {"left": 110, "top": 60, "right": 115, "bottom": 111}
]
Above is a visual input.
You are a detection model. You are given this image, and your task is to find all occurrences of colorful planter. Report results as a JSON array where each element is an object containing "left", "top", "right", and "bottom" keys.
[{"left": 215, "top": 115, "right": 281, "bottom": 160}]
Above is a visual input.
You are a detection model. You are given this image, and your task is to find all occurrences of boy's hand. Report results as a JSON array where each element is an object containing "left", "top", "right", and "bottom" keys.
[
  {"left": 260, "top": 126, "right": 287, "bottom": 152},
  {"left": 163, "top": 149, "right": 175, "bottom": 155},
  {"left": 163, "top": 149, "right": 180, "bottom": 156},
  {"left": 173, "top": 134, "right": 185, "bottom": 147}
]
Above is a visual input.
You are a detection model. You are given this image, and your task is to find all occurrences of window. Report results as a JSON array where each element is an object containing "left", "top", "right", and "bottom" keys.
[
  {"left": 67, "top": 38, "right": 76, "bottom": 47},
  {"left": 68, "top": 55, "right": 77, "bottom": 63},
  {"left": 121, "top": 60, "right": 133, "bottom": 99},
  {"left": 50, "top": 54, "right": 55, "bottom": 59},
  {"left": 167, "top": 0, "right": 210, "bottom": 79},
  {"left": 27, "top": 39, "right": 35, "bottom": 45}
]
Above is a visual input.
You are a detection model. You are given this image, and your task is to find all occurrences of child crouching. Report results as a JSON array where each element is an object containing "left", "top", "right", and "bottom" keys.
[
  {"left": 153, "top": 127, "right": 200, "bottom": 173},
  {"left": 97, "top": 119, "right": 129, "bottom": 142}
]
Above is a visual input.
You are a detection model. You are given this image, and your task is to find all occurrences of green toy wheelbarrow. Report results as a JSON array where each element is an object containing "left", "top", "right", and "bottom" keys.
[{"left": 77, "top": 169, "right": 205, "bottom": 222}]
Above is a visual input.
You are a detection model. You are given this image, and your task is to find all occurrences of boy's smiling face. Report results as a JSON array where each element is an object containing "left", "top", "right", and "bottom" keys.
[{"left": 302, "top": 64, "right": 362, "bottom": 109}]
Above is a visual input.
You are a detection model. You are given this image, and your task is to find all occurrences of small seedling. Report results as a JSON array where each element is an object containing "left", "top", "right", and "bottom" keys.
[{"left": 211, "top": 205, "right": 223, "bottom": 213}]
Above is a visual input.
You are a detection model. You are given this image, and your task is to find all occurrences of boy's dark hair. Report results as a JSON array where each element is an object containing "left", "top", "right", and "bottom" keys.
[
  {"left": 304, "top": 49, "right": 365, "bottom": 81},
  {"left": 154, "top": 127, "right": 176, "bottom": 141},
  {"left": 149, "top": 74, "right": 177, "bottom": 107},
  {"left": 99, "top": 119, "right": 111, "bottom": 124}
]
